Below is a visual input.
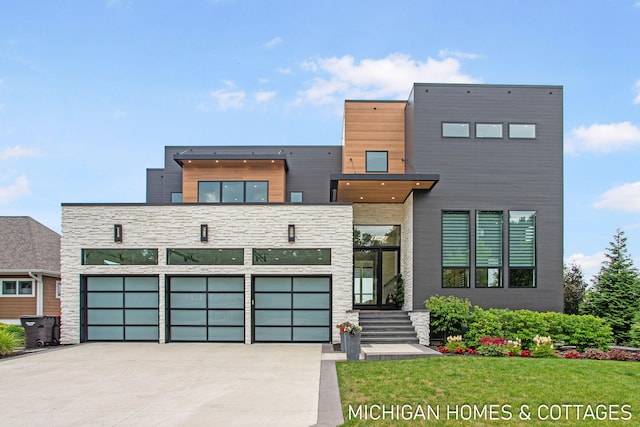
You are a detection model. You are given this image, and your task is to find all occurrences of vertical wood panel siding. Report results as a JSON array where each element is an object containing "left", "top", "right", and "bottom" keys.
[
  {"left": 181, "top": 160, "right": 286, "bottom": 203},
  {"left": 343, "top": 101, "right": 406, "bottom": 174}
]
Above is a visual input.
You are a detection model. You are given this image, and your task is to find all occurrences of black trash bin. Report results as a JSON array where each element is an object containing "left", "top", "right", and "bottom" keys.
[
  {"left": 43, "top": 316, "right": 60, "bottom": 345},
  {"left": 20, "top": 315, "right": 60, "bottom": 348},
  {"left": 20, "top": 315, "right": 46, "bottom": 348}
]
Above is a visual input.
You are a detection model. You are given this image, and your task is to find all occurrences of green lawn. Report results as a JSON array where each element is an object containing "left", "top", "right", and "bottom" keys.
[{"left": 336, "top": 357, "right": 640, "bottom": 426}]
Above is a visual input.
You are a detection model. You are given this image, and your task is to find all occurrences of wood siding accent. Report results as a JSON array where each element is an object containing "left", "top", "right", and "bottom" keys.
[
  {"left": 43, "top": 275, "right": 61, "bottom": 316},
  {"left": 343, "top": 101, "right": 406, "bottom": 174},
  {"left": 181, "top": 160, "right": 286, "bottom": 203}
]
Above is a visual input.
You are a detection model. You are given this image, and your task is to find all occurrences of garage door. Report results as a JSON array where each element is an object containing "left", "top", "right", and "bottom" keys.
[
  {"left": 168, "top": 276, "right": 244, "bottom": 342},
  {"left": 83, "top": 276, "right": 159, "bottom": 342},
  {"left": 253, "top": 276, "right": 331, "bottom": 343}
]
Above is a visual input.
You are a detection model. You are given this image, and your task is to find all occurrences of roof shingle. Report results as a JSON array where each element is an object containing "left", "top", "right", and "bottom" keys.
[{"left": 0, "top": 216, "right": 60, "bottom": 274}]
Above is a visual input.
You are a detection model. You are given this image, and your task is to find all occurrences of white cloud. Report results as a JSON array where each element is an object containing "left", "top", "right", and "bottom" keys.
[
  {"left": 0, "top": 145, "right": 38, "bottom": 161},
  {"left": 438, "top": 49, "right": 482, "bottom": 60},
  {"left": 594, "top": 182, "right": 640, "bottom": 212},
  {"left": 633, "top": 79, "right": 640, "bottom": 104},
  {"left": 255, "top": 91, "right": 276, "bottom": 103},
  {"left": 565, "top": 252, "right": 606, "bottom": 284},
  {"left": 567, "top": 121, "right": 640, "bottom": 154},
  {"left": 295, "top": 53, "right": 479, "bottom": 106},
  {"left": 264, "top": 37, "right": 282, "bottom": 49},
  {"left": 206, "top": 89, "right": 245, "bottom": 110},
  {"left": 0, "top": 174, "right": 30, "bottom": 204},
  {"left": 276, "top": 67, "right": 292, "bottom": 75}
]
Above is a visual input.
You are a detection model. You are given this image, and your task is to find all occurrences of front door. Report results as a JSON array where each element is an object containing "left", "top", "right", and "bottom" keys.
[{"left": 353, "top": 248, "right": 399, "bottom": 308}]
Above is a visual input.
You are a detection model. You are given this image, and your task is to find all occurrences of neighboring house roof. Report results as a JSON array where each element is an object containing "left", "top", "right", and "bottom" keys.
[{"left": 0, "top": 216, "right": 60, "bottom": 276}]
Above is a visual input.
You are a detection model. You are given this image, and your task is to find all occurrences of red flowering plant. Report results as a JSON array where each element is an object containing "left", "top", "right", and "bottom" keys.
[
  {"left": 564, "top": 350, "right": 581, "bottom": 359},
  {"left": 437, "top": 345, "right": 450, "bottom": 353},
  {"left": 466, "top": 348, "right": 478, "bottom": 355},
  {"left": 477, "top": 336, "right": 509, "bottom": 357},
  {"left": 520, "top": 350, "right": 532, "bottom": 357}
]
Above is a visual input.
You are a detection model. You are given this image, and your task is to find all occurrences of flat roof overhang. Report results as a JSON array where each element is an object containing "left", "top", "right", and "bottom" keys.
[
  {"left": 174, "top": 153, "right": 288, "bottom": 171},
  {"left": 330, "top": 173, "right": 439, "bottom": 203}
]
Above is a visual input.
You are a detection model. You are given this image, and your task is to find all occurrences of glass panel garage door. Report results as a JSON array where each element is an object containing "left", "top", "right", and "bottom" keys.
[
  {"left": 253, "top": 276, "right": 331, "bottom": 343},
  {"left": 168, "top": 276, "right": 244, "bottom": 342},
  {"left": 84, "top": 276, "right": 159, "bottom": 341}
]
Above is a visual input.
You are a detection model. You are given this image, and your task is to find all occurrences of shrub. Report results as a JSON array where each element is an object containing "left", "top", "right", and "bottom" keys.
[
  {"left": 559, "top": 315, "right": 612, "bottom": 351},
  {"left": 0, "top": 323, "right": 25, "bottom": 344},
  {"left": 425, "top": 295, "right": 471, "bottom": 340},
  {"left": 0, "top": 329, "right": 22, "bottom": 356},
  {"left": 444, "top": 335, "right": 466, "bottom": 352},
  {"left": 531, "top": 335, "right": 556, "bottom": 358},
  {"left": 504, "top": 338, "right": 522, "bottom": 356},
  {"left": 465, "top": 308, "right": 503, "bottom": 348},
  {"left": 607, "top": 349, "right": 633, "bottom": 361},
  {"left": 630, "top": 312, "right": 640, "bottom": 347},
  {"left": 465, "top": 308, "right": 613, "bottom": 351},
  {"left": 583, "top": 349, "right": 610, "bottom": 360}
]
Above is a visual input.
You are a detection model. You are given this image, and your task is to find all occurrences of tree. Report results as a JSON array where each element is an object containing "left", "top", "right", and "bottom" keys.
[
  {"left": 581, "top": 229, "right": 640, "bottom": 344},
  {"left": 564, "top": 262, "right": 586, "bottom": 314}
]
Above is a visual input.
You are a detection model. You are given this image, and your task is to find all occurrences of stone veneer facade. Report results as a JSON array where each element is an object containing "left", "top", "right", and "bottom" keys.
[{"left": 61, "top": 203, "right": 353, "bottom": 344}]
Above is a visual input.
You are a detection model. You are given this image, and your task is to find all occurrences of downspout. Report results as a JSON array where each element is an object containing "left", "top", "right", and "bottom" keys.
[{"left": 28, "top": 272, "right": 44, "bottom": 316}]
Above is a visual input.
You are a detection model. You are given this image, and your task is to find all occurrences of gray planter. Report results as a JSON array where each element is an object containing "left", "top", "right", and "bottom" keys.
[
  {"left": 345, "top": 333, "right": 361, "bottom": 361},
  {"left": 340, "top": 333, "right": 345, "bottom": 352}
]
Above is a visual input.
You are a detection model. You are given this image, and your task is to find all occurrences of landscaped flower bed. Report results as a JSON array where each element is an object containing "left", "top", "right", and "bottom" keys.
[{"left": 435, "top": 334, "right": 640, "bottom": 362}]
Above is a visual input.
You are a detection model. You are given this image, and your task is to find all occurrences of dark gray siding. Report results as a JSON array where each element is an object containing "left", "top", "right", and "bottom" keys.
[
  {"left": 152, "top": 145, "right": 342, "bottom": 203},
  {"left": 146, "top": 169, "right": 164, "bottom": 203},
  {"left": 410, "top": 84, "right": 563, "bottom": 312}
]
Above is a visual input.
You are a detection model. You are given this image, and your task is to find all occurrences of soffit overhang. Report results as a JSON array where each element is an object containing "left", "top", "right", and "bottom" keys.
[
  {"left": 174, "top": 153, "right": 289, "bottom": 171},
  {"left": 330, "top": 173, "right": 439, "bottom": 203}
]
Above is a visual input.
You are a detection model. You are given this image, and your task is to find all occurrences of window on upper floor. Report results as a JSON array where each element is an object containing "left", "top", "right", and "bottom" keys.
[
  {"left": 508, "top": 211, "right": 536, "bottom": 287},
  {"left": 171, "top": 192, "right": 183, "bottom": 203},
  {"left": 509, "top": 124, "right": 536, "bottom": 139},
  {"left": 365, "top": 151, "right": 388, "bottom": 172},
  {"left": 56, "top": 280, "right": 62, "bottom": 298},
  {"left": 1, "top": 279, "right": 35, "bottom": 297},
  {"left": 442, "top": 122, "right": 470, "bottom": 138},
  {"left": 290, "top": 191, "right": 303, "bottom": 203},
  {"left": 442, "top": 211, "right": 470, "bottom": 288},
  {"left": 198, "top": 181, "right": 268, "bottom": 204},
  {"left": 476, "top": 123, "right": 503, "bottom": 139}
]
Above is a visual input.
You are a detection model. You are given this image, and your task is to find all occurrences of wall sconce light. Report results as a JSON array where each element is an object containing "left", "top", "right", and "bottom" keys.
[
  {"left": 288, "top": 224, "right": 295, "bottom": 242},
  {"left": 114, "top": 224, "right": 123, "bottom": 243},
  {"left": 200, "top": 224, "right": 209, "bottom": 242}
]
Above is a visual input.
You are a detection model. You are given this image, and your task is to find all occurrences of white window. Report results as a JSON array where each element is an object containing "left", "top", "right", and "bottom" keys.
[
  {"left": 476, "top": 123, "right": 503, "bottom": 139},
  {"left": 1, "top": 279, "right": 35, "bottom": 297},
  {"left": 509, "top": 124, "right": 536, "bottom": 139},
  {"left": 56, "top": 281, "right": 62, "bottom": 298},
  {"left": 442, "top": 122, "right": 470, "bottom": 138}
]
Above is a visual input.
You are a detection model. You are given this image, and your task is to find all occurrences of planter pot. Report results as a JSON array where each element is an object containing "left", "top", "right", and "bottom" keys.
[
  {"left": 345, "top": 333, "right": 361, "bottom": 361},
  {"left": 340, "top": 333, "right": 346, "bottom": 352}
]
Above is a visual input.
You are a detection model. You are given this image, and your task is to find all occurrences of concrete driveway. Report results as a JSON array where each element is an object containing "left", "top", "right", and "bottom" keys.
[{"left": 0, "top": 343, "right": 324, "bottom": 427}]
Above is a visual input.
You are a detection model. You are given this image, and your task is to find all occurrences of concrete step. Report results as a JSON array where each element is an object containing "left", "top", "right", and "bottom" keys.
[
  {"left": 361, "top": 336, "right": 420, "bottom": 344},
  {"left": 357, "top": 311, "right": 420, "bottom": 344}
]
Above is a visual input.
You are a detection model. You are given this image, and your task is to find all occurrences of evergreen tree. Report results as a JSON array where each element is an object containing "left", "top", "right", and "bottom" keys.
[
  {"left": 581, "top": 229, "right": 640, "bottom": 344},
  {"left": 563, "top": 262, "right": 586, "bottom": 315}
]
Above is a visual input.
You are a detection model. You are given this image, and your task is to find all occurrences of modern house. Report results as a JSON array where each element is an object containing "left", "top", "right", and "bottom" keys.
[
  {"left": 60, "top": 83, "right": 563, "bottom": 345},
  {"left": 0, "top": 216, "right": 61, "bottom": 324}
]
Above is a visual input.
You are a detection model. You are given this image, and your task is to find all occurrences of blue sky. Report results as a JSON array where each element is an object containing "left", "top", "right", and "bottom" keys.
[{"left": 1, "top": 1, "right": 639, "bottom": 282}]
